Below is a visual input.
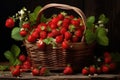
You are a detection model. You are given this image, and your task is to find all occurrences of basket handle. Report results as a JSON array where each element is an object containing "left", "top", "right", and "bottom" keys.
[{"left": 37, "top": 3, "right": 86, "bottom": 42}]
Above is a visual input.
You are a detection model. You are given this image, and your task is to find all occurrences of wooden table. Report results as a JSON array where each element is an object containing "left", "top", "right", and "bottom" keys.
[{"left": 0, "top": 71, "right": 120, "bottom": 80}]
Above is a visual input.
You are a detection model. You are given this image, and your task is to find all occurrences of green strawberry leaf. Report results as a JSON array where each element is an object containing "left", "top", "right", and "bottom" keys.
[
  {"left": 4, "top": 50, "right": 15, "bottom": 65},
  {"left": 96, "top": 27, "right": 109, "bottom": 46},
  {"left": 10, "top": 44, "right": 20, "bottom": 58},
  {"left": 29, "top": 6, "right": 42, "bottom": 25},
  {"left": 0, "top": 65, "right": 9, "bottom": 71},
  {"left": 86, "top": 16, "right": 95, "bottom": 29},
  {"left": 34, "top": 6, "right": 42, "bottom": 15},
  {"left": 40, "top": 14, "right": 47, "bottom": 23},
  {"left": 11, "top": 27, "right": 24, "bottom": 41},
  {"left": 85, "top": 29, "right": 96, "bottom": 44},
  {"left": 99, "top": 14, "right": 109, "bottom": 24},
  {"left": 13, "top": 59, "right": 21, "bottom": 66},
  {"left": 43, "top": 38, "right": 54, "bottom": 45}
]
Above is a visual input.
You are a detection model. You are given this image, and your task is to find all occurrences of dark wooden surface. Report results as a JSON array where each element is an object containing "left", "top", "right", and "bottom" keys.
[{"left": 0, "top": 71, "right": 120, "bottom": 80}]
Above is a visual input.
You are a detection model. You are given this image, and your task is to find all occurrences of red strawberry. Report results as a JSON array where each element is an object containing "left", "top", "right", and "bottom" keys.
[
  {"left": 63, "top": 65, "right": 73, "bottom": 75},
  {"left": 19, "top": 54, "right": 26, "bottom": 62},
  {"left": 5, "top": 17, "right": 15, "bottom": 28},
  {"left": 109, "top": 62, "right": 116, "bottom": 71},
  {"left": 22, "top": 61, "right": 31, "bottom": 71},
  {"left": 71, "top": 18, "right": 80, "bottom": 27},
  {"left": 15, "top": 65, "right": 21, "bottom": 70},
  {"left": 35, "top": 26, "right": 41, "bottom": 33},
  {"left": 65, "top": 31, "right": 72, "bottom": 40},
  {"left": 27, "top": 35, "right": 36, "bottom": 43},
  {"left": 32, "top": 68, "right": 40, "bottom": 76},
  {"left": 39, "top": 67, "right": 50, "bottom": 76},
  {"left": 74, "top": 30, "right": 82, "bottom": 37},
  {"left": 22, "top": 22, "right": 30, "bottom": 29},
  {"left": 63, "top": 18, "right": 71, "bottom": 24},
  {"left": 60, "top": 27, "right": 67, "bottom": 34},
  {"left": 82, "top": 67, "right": 89, "bottom": 75},
  {"left": 51, "top": 17, "right": 59, "bottom": 24},
  {"left": 104, "top": 51, "right": 111, "bottom": 58},
  {"left": 40, "top": 31, "right": 47, "bottom": 39},
  {"left": 20, "top": 29, "right": 27, "bottom": 37},
  {"left": 101, "top": 64, "right": 109, "bottom": 73},
  {"left": 11, "top": 68, "right": 20, "bottom": 76},
  {"left": 50, "top": 22, "right": 58, "bottom": 29},
  {"left": 58, "top": 13, "right": 64, "bottom": 20},
  {"left": 104, "top": 57, "right": 112, "bottom": 64},
  {"left": 89, "top": 65, "right": 96, "bottom": 74},
  {"left": 51, "top": 29, "right": 60, "bottom": 37},
  {"left": 37, "top": 22, "right": 47, "bottom": 31},
  {"left": 47, "top": 32, "right": 54, "bottom": 38},
  {"left": 36, "top": 39, "right": 46, "bottom": 49},
  {"left": 72, "top": 35, "right": 79, "bottom": 42},
  {"left": 31, "top": 31, "right": 39, "bottom": 39},
  {"left": 55, "top": 35, "right": 63, "bottom": 43},
  {"left": 62, "top": 18, "right": 71, "bottom": 28},
  {"left": 68, "top": 15, "right": 74, "bottom": 19},
  {"left": 62, "top": 40, "right": 69, "bottom": 49}
]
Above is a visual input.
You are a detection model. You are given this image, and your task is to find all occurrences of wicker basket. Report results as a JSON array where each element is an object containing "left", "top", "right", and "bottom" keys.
[{"left": 24, "top": 3, "right": 95, "bottom": 71}]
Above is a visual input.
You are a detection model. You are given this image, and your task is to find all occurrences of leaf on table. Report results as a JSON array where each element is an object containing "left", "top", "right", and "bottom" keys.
[
  {"left": 0, "top": 65, "right": 9, "bottom": 71},
  {"left": 11, "top": 27, "right": 24, "bottom": 41}
]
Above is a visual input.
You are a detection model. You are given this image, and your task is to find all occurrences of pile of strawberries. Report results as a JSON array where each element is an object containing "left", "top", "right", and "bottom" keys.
[
  {"left": 10, "top": 54, "right": 51, "bottom": 76},
  {"left": 25, "top": 12, "right": 84, "bottom": 49},
  {"left": 9, "top": 54, "right": 73, "bottom": 77},
  {"left": 81, "top": 52, "right": 116, "bottom": 75}
]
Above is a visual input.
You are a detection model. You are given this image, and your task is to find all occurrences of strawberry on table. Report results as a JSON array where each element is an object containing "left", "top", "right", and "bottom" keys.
[
  {"left": 82, "top": 67, "right": 89, "bottom": 75},
  {"left": 63, "top": 64, "right": 73, "bottom": 75},
  {"left": 101, "top": 64, "right": 109, "bottom": 73},
  {"left": 89, "top": 65, "right": 96, "bottom": 74},
  {"left": 32, "top": 68, "right": 40, "bottom": 76}
]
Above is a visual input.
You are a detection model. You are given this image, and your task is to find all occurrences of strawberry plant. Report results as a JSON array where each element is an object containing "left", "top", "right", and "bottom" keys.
[{"left": 85, "top": 14, "right": 109, "bottom": 46}]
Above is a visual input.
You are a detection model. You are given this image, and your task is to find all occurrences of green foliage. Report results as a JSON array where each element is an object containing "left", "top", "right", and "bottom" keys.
[
  {"left": 29, "top": 6, "right": 47, "bottom": 25},
  {"left": 11, "top": 27, "right": 24, "bottom": 41},
  {"left": 99, "top": 14, "right": 109, "bottom": 24},
  {"left": 85, "top": 14, "right": 109, "bottom": 46},
  {"left": 96, "top": 27, "right": 109, "bottom": 46},
  {"left": 0, "top": 65, "right": 9, "bottom": 71},
  {"left": 86, "top": 16, "right": 95, "bottom": 29},
  {"left": 85, "top": 29, "right": 96, "bottom": 44},
  {"left": 4, "top": 44, "right": 21, "bottom": 66}
]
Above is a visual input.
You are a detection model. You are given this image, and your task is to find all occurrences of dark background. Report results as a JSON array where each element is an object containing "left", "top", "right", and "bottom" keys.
[{"left": 0, "top": 0, "right": 120, "bottom": 62}]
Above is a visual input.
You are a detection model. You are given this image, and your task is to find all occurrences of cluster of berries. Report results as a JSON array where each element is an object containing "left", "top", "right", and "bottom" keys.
[
  {"left": 81, "top": 52, "right": 116, "bottom": 75},
  {"left": 5, "top": 11, "right": 85, "bottom": 49},
  {"left": 27, "top": 12, "right": 84, "bottom": 49}
]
